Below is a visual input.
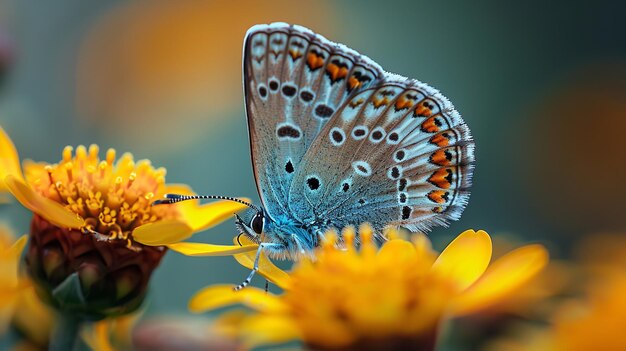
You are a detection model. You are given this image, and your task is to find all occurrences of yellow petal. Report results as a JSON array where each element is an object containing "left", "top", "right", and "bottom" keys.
[
  {"left": 412, "top": 233, "right": 437, "bottom": 263},
  {"left": 157, "top": 183, "right": 250, "bottom": 232},
  {"left": 178, "top": 198, "right": 250, "bottom": 232},
  {"left": 82, "top": 320, "right": 114, "bottom": 351},
  {"left": 132, "top": 220, "right": 192, "bottom": 246},
  {"left": 450, "top": 244, "right": 549, "bottom": 316},
  {"left": 240, "top": 314, "right": 301, "bottom": 349},
  {"left": 431, "top": 229, "right": 492, "bottom": 291},
  {"left": 377, "top": 239, "right": 417, "bottom": 263},
  {"left": 412, "top": 233, "right": 433, "bottom": 252},
  {"left": 189, "top": 285, "right": 285, "bottom": 313},
  {"left": 212, "top": 309, "right": 250, "bottom": 338},
  {"left": 167, "top": 241, "right": 258, "bottom": 256},
  {"left": 8, "top": 235, "right": 28, "bottom": 258},
  {"left": 12, "top": 286, "right": 54, "bottom": 346},
  {"left": 234, "top": 236, "right": 291, "bottom": 290},
  {"left": 0, "top": 127, "right": 24, "bottom": 186},
  {"left": 4, "top": 175, "right": 84, "bottom": 229},
  {"left": 0, "top": 236, "right": 26, "bottom": 291}
]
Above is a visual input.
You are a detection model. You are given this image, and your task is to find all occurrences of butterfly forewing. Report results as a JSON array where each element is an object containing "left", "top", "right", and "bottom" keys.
[
  {"left": 288, "top": 75, "right": 475, "bottom": 234},
  {"left": 243, "top": 23, "right": 384, "bottom": 219}
]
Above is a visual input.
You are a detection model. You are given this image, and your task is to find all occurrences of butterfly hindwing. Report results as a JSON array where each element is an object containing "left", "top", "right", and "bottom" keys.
[
  {"left": 244, "top": 23, "right": 384, "bottom": 219},
  {"left": 288, "top": 76, "right": 475, "bottom": 233}
]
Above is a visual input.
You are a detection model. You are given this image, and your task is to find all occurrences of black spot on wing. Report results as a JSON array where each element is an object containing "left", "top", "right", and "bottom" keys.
[
  {"left": 269, "top": 80, "right": 279, "bottom": 91},
  {"left": 395, "top": 150, "right": 405, "bottom": 161},
  {"left": 391, "top": 167, "right": 400, "bottom": 179},
  {"left": 315, "top": 104, "right": 334, "bottom": 118},
  {"left": 398, "top": 178, "right": 407, "bottom": 191},
  {"left": 402, "top": 206, "right": 411, "bottom": 220},
  {"left": 332, "top": 130, "right": 344, "bottom": 143},
  {"left": 282, "top": 84, "right": 297, "bottom": 97},
  {"left": 277, "top": 125, "right": 301, "bottom": 139},
  {"left": 300, "top": 90, "right": 314, "bottom": 102},
  {"left": 285, "top": 160, "right": 294, "bottom": 173},
  {"left": 307, "top": 177, "right": 320, "bottom": 191}
]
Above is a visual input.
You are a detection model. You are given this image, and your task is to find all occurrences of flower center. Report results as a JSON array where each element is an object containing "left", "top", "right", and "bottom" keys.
[
  {"left": 281, "top": 227, "right": 452, "bottom": 347},
  {"left": 26, "top": 145, "right": 177, "bottom": 245}
]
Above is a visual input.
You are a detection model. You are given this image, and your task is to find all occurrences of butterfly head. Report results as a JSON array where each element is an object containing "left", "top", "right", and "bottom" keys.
[
  {"left": 235, "top": 208, "right": 318, "bottom": 259},
  {"left": 235, "top": 208, "right": 266, "bottom": 242}
]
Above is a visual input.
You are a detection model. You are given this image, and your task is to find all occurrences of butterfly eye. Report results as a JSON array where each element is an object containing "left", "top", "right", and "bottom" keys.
[{"left": 250, "top": 213, "right": 265, "bottom": 234}]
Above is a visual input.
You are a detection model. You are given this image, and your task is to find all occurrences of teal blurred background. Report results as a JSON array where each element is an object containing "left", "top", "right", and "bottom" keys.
[{"left": 1, "top": 0, "right": 625, "bottom": 349}]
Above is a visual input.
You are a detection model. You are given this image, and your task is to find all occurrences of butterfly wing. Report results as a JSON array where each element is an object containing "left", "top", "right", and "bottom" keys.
[
  {"left": 243, "top": 23, "right": 384, "bottom": 219},
  {"left": 288, "top": 75, "right": 475, "bottom": 234}
]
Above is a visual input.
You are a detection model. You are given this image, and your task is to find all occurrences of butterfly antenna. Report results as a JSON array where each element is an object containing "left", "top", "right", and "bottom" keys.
[{"left": 153, "top": 194, "right": 259, "bottom": 211}]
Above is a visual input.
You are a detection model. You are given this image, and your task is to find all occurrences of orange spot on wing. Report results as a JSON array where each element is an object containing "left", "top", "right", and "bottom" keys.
[
  {"left": 421, "top": 116, "right": 442, "bottom": 133},
  {"left": 289, "top": 49, "right": 303, "bottom": 60},
  {"left": 326, "top": 63, "right": 348, "bottom": 82},
  {"left": 430, "top": 149, "right": 454, "bottom": 166},
  {"left": 428, "top": 168, "right": 454, "bottom": 189},
  {"left": 348, "top": 76, "right": 361, "bottom": 90},
  {"left": 429, "top": 132, "right": 452, "bottom": 147},
  {"left": 349, "top": 98, "right": 365, "bottom": 108},
  {"left": 395, "top": 96, "right": 414, "bottom": 111},
  {"left": 306, "top": 52, "right": 324, "bottom": 70},
  {"left": 414, "top": 104, "right": 432, "bottom": 117},
  {"left": 427, "top": 190, "right": 450, "bottom": 204},
  {"left": 372, "top": 97, "right": 389, "bottom": 109}
]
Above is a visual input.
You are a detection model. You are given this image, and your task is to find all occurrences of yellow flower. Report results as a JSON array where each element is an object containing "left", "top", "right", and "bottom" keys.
[
  {"left": 190, "top": 225, "right": 548, "bottom": 350},
  {"left": 0, "top": 126, "right": 253, "bottom": 250},
  {"left": 0, "top": 126, "right": 255, "bottom": 318}
]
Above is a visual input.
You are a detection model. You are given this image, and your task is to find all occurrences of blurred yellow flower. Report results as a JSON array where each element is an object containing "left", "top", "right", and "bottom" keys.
[
  {"left": 190, "top": 225, "right": 548, "bottom": 350},
  {"left": 487, "top": 273, "right": 626, "bottom": 351},
  {"left": 486, "top": 233, "right": 626, "bottom": 351},
  {"left": 76, "top": 0, "right": 335, "bottom": 149},
  {"left": 0, "top": 224, "right": 54, "bottom": 348},
  {"left": 0, "top": 225, "right": 28, "bottom": 334},
  {"left": 82, "top": 313, "right": 140, "bottom": 351},
  {"left": 12, "top": 284, "right": 55, "bottom": 348},
  {"left": 475, "top": 236, "right": 570, "bottom": 318},
  {"left": 0, "top": 126, "right": 255, "bottom": 318}
]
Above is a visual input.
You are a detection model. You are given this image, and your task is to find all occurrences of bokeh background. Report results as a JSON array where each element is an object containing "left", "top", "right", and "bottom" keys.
[{"left": 1, "top": 0, "right": 625, "bottom": 349}]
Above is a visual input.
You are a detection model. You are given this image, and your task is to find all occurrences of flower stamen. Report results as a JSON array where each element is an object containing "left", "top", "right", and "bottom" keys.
[{"left": 25, "top": 145, "right": 179, "bottom": 246}]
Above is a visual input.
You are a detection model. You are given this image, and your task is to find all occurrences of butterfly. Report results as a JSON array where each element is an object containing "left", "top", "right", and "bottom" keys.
[{"left": 158, "top": 23, "right": 475, "bottom": 289}]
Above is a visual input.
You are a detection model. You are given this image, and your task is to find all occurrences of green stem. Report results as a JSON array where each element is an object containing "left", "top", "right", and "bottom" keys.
[{"left": 50, "top": 313, "right": 82, "bottom": 351}]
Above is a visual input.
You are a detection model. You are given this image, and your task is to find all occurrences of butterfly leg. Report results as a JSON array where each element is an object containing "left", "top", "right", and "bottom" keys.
[{"left": 234, "top": 242, "right": 282, "bottom": 291}]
